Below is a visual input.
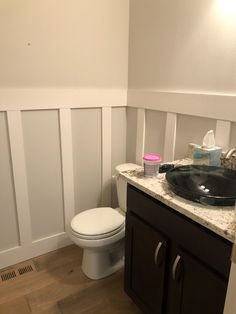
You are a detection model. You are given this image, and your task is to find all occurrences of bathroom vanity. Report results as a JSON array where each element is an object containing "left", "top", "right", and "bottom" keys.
[{"left": 121, "top": 162, "right": 235, "bottom": 314}]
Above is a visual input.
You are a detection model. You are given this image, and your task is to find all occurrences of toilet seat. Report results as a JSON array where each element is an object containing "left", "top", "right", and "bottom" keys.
[
  {"left": 71, "top": 223, "right": 125, "bottom": 240},
  {"left": 70, "top": 207, "right": 125, "bottom": 240}
]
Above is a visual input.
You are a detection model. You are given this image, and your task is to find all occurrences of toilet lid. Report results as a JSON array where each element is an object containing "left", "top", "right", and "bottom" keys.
[{"left": 71, "top": 207, "right": 125, "bottom": 237}]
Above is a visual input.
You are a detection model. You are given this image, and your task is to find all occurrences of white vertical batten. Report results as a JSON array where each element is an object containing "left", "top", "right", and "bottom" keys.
[
  {"left": 136, "top": 108, "right": 146, "bottom": 165},
  {"left": 7, "top": 111, "right": 32, "bottom": 245},
  {"left": 215, "top": 120, "right": 231, "bottom": 152},
  {"left": 59, "top": 109, "right": 75, "bottom": 230},
  {"left": 102, "top": 107, "right": 112, "bottom": 206},
  {"left": 163, "top": 113, "right": 177, "bottom": 162}
]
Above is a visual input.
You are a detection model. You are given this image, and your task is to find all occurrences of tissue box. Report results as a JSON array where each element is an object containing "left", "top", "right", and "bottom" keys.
[{"left": 193, "top": 146, "right": 222, "bottom": 167}]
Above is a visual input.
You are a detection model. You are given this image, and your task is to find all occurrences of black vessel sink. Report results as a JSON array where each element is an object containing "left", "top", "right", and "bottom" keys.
[{"left": 166, "top": 165, "right": 236, "bottom": 206}]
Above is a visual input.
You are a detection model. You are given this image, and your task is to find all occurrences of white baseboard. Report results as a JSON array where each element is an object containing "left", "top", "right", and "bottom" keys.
[{"left": 0, "top": 232, "right": 72, "bottom": 269}]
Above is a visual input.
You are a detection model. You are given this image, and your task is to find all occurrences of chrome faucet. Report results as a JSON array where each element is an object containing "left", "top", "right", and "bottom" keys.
[
  {"left": 225, "top": 148, "right": 236, "bottom": 160},
  {"left": 221, "top": 148, "right": 236, "bottom": 169}
]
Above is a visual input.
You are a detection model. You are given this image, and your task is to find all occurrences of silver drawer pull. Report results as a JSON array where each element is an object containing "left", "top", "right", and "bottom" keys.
[
  {"left": 154, "top": 242, "right": 163, "bottom": 266},
  {"left": 172, "top": 255, "right": 182, "bottom": 281}
]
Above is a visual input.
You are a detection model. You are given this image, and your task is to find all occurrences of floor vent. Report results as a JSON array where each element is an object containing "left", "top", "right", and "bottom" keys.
[
  {"left": 0, "top": 262, "right": 36, "bottom": 283},
  {"left": 18, "top": 265, "right": 34, "bottom": 275},
  {"left": 1, "top": 270, "right": 17, "bottom": 282}
]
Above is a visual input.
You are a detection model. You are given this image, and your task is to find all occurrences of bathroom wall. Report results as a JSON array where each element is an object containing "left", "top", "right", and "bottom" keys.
[
  {"left": 144, "top": 110, "right": 166, "bottom": 158},
  {"left": 0, "top": 106, "right": 126, "bottom": 268},
  {"left": 126, "top": 109, "right": 222, "bottom": 163},
  {"left": 0, "top": 0, "right": 129, "bottom": 88},
  {"left": 230, "top": 123, "right": 236, "bottom": 148},
  {"left": 22, "top": 110, "right": 64, "bottom": 241},
  {"left": 0, "top": 112, "right": 20, "bottom": 252},
  {"left": 126, "top": 107, "right": 137, "bottom": 163},
  {"left": 0, "top": 0, "right": 129, "bottom": 268},
  {"left": 127, "top": 0, "right": 236, "bottom": 164},
  {"left": 1, "top": 0, "right": 236, "bottom": 273},
  {"left": 127, "top": 2, "right": 236, "bottom": 311},
  {"left": 128, "top": 0, "right": 236, "bottom": 93}
]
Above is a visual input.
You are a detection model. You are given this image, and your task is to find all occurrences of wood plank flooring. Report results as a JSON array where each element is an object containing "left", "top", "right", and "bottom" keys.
[{"left": 0, "top": 245, "right": 141, "bottom": 314}]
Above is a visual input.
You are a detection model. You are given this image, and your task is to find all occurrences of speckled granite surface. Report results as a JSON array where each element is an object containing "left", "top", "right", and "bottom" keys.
[{"left": 120, "top": 159, "right": 236, "bottom": 243}]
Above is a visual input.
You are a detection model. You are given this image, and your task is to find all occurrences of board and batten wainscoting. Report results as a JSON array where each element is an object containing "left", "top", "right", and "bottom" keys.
[
  {"left": 126, "top": 90, "right": 236, "bottom": 166},
  {"left": 1, "top": 88, "right": 236, "bottom": 269},
  {"left": 0, "top": 88, "right": 127, "bottom": 269}
]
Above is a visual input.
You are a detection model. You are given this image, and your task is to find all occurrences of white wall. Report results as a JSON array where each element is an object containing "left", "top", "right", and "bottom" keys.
[
  {"left": 224, "top": 262, "right": 236, "bottom": 314},
  {"left": 0, "top": 0, "right": 129, "bottom": 88},
  {"left": 111, "top": 107, "right": 127, "bottom": 208},
  {"left": 128, "top": 0, "right": 236, "bottom": 94}
]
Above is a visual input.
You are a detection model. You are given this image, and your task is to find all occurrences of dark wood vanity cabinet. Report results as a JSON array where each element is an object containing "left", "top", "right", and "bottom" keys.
[
  {"left": 124, "top": 184, "right": 232, "bottom": 314},
  {"left": 125, "top": 213, "right": 168, "bottom": 313}
]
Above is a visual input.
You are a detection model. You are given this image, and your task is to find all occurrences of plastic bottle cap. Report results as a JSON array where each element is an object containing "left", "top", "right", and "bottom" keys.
[{"left": 143, "top": 153, "right": 161, "bottom": 162}]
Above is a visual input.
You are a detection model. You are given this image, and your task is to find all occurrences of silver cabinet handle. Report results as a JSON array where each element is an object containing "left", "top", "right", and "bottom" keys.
[
  {"left": 154, "top": 242, "right": 163, "bottom": 266},
  {"left": 172, "top": 255, "right": 182, "bottom": 281}
]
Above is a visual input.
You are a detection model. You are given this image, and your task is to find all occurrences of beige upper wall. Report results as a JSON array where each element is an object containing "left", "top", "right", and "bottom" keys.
[
  {"left": 128, "top": 0, "right": 236, "bottom": 94},
  {"left": 2, "top": 0, "right": 236, "bottom": 93},
  {"left": 0, "top": 0, "right": 129, "bottom": 88}
]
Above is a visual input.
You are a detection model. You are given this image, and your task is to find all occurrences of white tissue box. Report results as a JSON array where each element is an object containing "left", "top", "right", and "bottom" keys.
[{"left": 193, "top": 146, "right": 222, "bottom": 167}]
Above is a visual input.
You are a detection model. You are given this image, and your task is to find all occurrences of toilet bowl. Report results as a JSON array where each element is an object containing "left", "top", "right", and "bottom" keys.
[{"left": 68, "top": 163, "right": 139, "bottom": 280}]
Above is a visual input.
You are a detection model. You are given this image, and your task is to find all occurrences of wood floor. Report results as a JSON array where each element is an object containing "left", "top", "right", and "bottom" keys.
[{"left": 0, "top": 245, "right": 141, "bottom": 314}]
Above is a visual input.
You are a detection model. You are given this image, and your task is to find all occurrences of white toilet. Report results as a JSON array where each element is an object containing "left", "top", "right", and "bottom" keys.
[{"left": 68, "top": 163, "right": 139, "bottom": 280}]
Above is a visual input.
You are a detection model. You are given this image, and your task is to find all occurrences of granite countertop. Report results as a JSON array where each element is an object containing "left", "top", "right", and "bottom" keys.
[{"left": 120, "top": 159, "right": 236, "bottom": 243}]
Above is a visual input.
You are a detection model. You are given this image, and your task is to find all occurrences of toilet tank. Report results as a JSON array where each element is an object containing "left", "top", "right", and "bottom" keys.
[{"left": 115, "top": 163, "right": 139, "bottom": 212}]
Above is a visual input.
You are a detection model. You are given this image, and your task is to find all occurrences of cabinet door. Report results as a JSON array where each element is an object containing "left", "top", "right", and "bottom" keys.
[
  {"left": 125, "top": 212, "right": 168, "bottom": 314},
  {"left": 167, "top": 248, "right": 228, "bottom": 314}
]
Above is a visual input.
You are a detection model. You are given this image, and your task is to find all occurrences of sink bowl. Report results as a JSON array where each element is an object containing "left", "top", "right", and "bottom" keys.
[{"left": 166, "top": 165, "right": 236, "bottom": 206}]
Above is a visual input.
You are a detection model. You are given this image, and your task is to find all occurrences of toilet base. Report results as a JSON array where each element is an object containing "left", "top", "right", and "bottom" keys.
[{"left": 81, "top": 241, "right": 124, "bottom": 280}]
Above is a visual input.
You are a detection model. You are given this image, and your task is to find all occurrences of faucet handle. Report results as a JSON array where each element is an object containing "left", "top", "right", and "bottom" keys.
[{"left": 221, "top": 148, "right": 236, "bottom": 169}]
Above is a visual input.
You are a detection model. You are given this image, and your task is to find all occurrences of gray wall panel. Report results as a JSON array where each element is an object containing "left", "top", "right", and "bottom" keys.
[
  {"left": 175, "top": 114, "right": 216, "bottom": 160},
  {"left": 22, "top": 110, "right": 64, "bottom": 240},
  {"left": 145, "top": 110, "right": 166, "bottom": 159},
  {"left": 72, "top": 109, "right": 102, "bottom": 213},
  {"left": 126, "top": 107, "right": 137, "bottom": 163},
  {"left": 229, "top": 123, "right": 236, "bottom": 149},
  {"left": 0, "top": 113, "right": 20, "bottom": 251}
]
